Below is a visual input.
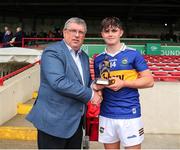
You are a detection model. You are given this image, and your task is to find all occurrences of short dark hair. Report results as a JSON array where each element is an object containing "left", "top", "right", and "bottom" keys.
[{"left": 100, "top": 17, "right": 123, "bottom": 31}]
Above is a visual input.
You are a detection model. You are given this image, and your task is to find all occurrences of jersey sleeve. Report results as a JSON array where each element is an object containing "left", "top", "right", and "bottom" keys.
[{"left": 134, "top": 51, "right": 148, "bottom": 72}]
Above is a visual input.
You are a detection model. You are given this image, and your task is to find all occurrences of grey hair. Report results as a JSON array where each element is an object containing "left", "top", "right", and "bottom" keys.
[{"left": 63, "top": 17, "right": 87, "bottom": 33}]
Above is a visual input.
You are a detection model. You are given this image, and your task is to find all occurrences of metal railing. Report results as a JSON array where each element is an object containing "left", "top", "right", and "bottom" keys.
[{"left": 0, "top": 60, "right": 40, "bottom": 86}]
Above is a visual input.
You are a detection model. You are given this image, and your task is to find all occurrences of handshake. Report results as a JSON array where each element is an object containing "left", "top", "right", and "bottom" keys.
[{"left": 90, "top": 83, "right": 105, "bottom": 106}]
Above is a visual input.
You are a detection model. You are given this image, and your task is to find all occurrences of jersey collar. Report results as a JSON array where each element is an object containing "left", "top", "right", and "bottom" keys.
[{"left": 104, "top": 43, "right": 126, "bottom": 57}]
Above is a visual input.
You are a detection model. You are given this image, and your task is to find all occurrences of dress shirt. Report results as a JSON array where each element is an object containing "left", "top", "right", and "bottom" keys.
[{"left": 64, "top": 41, "right": 94, "bottom": 102}]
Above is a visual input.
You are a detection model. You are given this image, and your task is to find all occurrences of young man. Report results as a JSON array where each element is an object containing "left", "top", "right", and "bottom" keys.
[
  {"left": 26, "top": 17, "right": 102, "bottom": 149},
  {"left": 93, "top": 17, "right": 154, "bottom": 149}
]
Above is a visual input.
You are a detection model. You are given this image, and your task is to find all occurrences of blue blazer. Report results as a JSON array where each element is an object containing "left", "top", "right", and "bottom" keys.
[{"left": 26, "top": 40, "right": 92, "bottom": 138}]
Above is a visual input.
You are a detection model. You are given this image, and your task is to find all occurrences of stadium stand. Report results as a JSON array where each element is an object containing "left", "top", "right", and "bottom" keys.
[{"left": 144, "top": 55, "right": 180, "bottom": 81}]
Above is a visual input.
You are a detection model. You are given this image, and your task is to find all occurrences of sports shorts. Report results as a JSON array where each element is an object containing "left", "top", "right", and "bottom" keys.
[{"left": 98, "top": 116, "right": 144, "bottom": 147}]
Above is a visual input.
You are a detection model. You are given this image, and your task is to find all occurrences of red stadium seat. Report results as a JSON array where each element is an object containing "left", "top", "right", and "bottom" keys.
[
  {"left": 153, "top": 71, "right": 168, "bottom": 76},
  {"left": 173, "top": 59, "right": 180, "bottom": 63},
  {"left": 90, "top": 68, "right": 94, "bottom": 74},
  {"left": 169, "top": 72, "right": 180, "bottom": 76},
  {"left": 148, "top": 67, "right": 159, "bottom": 71},
  {"left": 91, "top": 74, "right": 95, "bottom": 80},
  {"left": 149, "top": 59, "right": 160, "bottom": 63},
  {"left": 89, "top": 64, "right": 94, "bottom": 69},
  {"left": 154, "top": 63, "right": 166, "bottom": 67},
  {"left": 160, "top": 77, "right": 179, "bottom": 82},
  {"left": 161, "top": 67, "right": 175, "bottom": 71},
  {"left": 176, "top": 68, "right": 180, "bottom": 71},
  {"left": 161, "top": 59, "right": 172, "bottom": 63},
  {"left": 167, "top": 63, "right": 179, "bottom": 67},
  {"left": 153, "top": 76, "right": 160, "bottom": 81},
  {"left": 147, "top": 63, "right": 154, "bottom": 66},
  {"left": 153, "top": 75, "right": 180, "bottom": 82}
]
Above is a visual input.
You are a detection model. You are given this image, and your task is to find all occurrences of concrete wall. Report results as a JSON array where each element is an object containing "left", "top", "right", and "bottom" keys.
[
  {"left": 140, "top": 82, "right": 180, "bottom": 134},
  {"left": 0, "top": 64, "right": 40, "bottom": 125}
]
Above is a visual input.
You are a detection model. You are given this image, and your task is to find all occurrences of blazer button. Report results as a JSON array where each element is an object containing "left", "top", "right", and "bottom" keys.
[{"left": 80, "top": 107, "right": 83, "bottom": 112}]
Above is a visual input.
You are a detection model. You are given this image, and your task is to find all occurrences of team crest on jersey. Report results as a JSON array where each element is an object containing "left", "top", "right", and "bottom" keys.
[{"left": 121, "top": 58, "right": 128, "bottom": 65}]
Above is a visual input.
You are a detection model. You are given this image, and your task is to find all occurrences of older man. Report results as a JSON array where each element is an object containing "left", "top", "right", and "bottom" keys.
[{"left": 27, "top": 17, "right": 102, "bottom": 149}]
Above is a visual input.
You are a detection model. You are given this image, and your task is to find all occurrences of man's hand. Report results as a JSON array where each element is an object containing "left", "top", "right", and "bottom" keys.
[
  {"left": 92, "top": 82, "right": 105, "bottom": 91},
  {"left": 91, "top": 90, "right": 103, "bottom": 106},
  {"left": 97, "top": 90, "right": 102, "bottom": 98}
]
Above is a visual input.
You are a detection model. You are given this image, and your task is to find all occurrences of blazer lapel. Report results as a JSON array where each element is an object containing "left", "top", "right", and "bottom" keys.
[
  {"left": 69, "top": 52, "right": 84, "bottom": 84},
  {"left": 61, "top": 42, "right": 83, "bottom": 84}
]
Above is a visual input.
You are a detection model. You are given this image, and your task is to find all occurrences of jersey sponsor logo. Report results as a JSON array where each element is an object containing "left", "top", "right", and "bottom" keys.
[
  {"left": 101, "top": 70, "right": 138, "bottom": 81},
  {"left": 101, "top": 72, "right": 110, "bottom": 80}
]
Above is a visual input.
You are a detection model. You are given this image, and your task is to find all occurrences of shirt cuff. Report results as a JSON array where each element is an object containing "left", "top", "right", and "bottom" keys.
[
  {"left": 90, "top": 87, "right": 94, "bottom": 101},
  {"left": 90, "top": 80, "right": 95, "bottom": 89}
]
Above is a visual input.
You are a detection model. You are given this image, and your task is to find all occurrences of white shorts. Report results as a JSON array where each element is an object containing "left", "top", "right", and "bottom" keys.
[{"left": 98, "top": 116, "right": 144, "bottom": 147}]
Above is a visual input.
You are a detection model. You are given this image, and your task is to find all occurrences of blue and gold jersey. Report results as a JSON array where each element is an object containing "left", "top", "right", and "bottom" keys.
[{"left": 94, "top": 44, "right": 148, "bottom": 119}]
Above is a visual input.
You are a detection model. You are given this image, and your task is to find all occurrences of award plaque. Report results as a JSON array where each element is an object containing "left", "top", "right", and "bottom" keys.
[{"left": 95, "top": 56, "right": 114, "bottom": 85}]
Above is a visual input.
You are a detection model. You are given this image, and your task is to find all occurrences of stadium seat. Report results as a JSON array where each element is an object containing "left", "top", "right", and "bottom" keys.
[
  {"left": 147, "top": 63, "right": 155, "bottom": 66},
  {"left": 149, "top": 59, "right": 160, "bottom": 63},
  {"left": 173, "top": 59, "right": 180, "bottom": 63},
  {"left": 176, "top": 68, "right": 180, "bottom": 71},
  {"left": 161, "top": 67, "right": 175, "bottom": 71},
  {"left": 154, "top": 63, "right": 166, "bottom": 67},
  {"left": 148, "top": 67, "right": 159, "bottom": 71},
  {"left": 167, "top": 63, "right": 179, "bottom": 67},
  {"left": 91, "top": 74, "right": 95, "bottom": 78},
  {"left": 169, "top": 72, "right": 180, "bottom": 76},
  {"left": 153, "top": 71, "right": 168, "bottom": 76},
  {"left": 161, "top": 77, "right": 179, "bottom": 82},
  {"left": 153, "top": 76, "right": 160, "bottom": 81},
  {"left": 153, "top": 74, "right": 180, "bottom": 82},
  {"left": 90, "top": 68, "right": 94, "bottom": 74},
  {"left": 89, "top": 64, "right": 94, "bottom": 69},
  {"left": 161, "top": 59, "right": 172, "bottom": 63}
]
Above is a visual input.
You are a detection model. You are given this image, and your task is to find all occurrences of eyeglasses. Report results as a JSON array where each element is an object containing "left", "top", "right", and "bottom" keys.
[{"left": 66, "top": 29, "right": 85, "bottom": 36}]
